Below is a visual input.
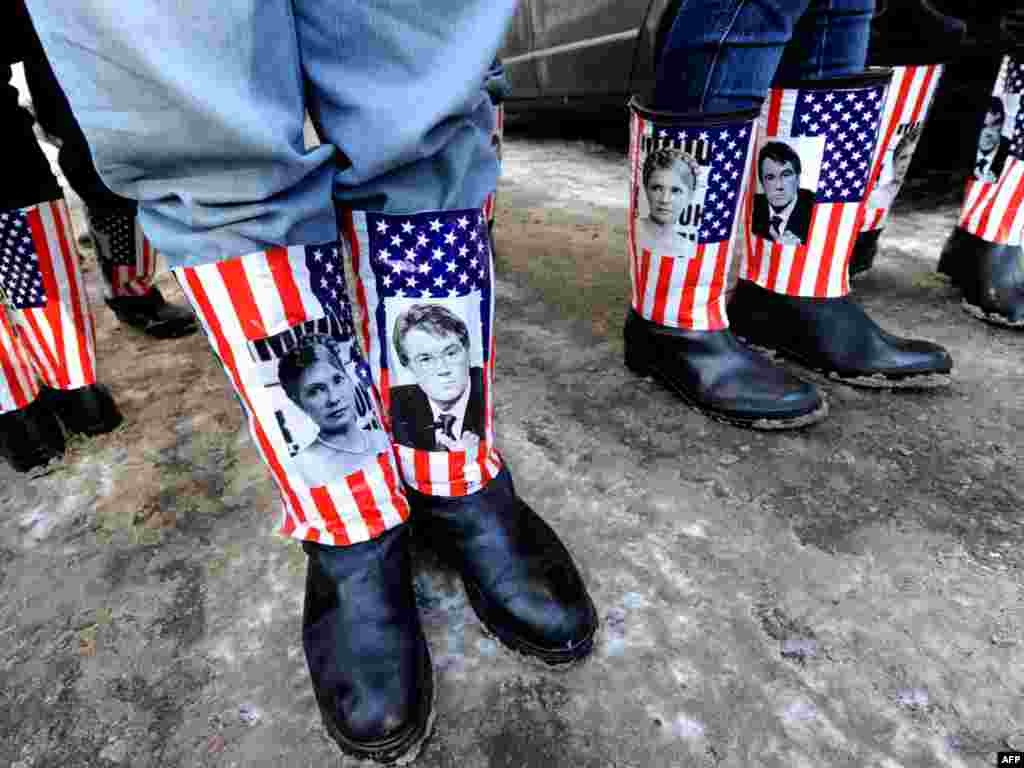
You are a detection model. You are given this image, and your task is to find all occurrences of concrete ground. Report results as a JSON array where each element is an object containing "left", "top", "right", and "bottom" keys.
[{"left": 1, "top": 86, "right": 1023, "bottom": 766}]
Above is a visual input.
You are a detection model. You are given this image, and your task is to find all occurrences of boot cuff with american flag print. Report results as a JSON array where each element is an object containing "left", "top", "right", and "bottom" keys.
[
  {"left": 0, "top": 198, "right": 97, "bottom": 406},
  {"left": 173, "top": 243, "right": 410, "bottom": 547},
  {"left": 956, "top": 54, "right": 1024, "bottom": 247},
  {"left": 742, "top": 68, "right": 894, "bottom": 299},
  {"left": 860, "top": 64, "right": 944, "bottom": 236},
  {"left": 627, "top": 98, "right": 759, "bottom": 331},
  {"left": 339, "top": 207, "right": 502, "bottom": 498}
]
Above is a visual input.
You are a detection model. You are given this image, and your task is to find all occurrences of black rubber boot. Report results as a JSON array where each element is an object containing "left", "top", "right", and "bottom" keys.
[
  {"left": 106, "top": 286, "right": 198, "bottom": 339},
  {"left": 302, "top": 525, "right": 433, "bottom": 764},
  {"left": 624, "top": 309, "right": 827, "bottom": 429},
  {"left": 849, "top": 229, "right": 882, "bottom": 278},
  {"left": 938, "top": 228, "right": 1024, "bottom": 327},
  {"left": 408, "top": 466, "right": 597, "bottom": 667},
  {"left": 729, "top": 279, "right": 953, "bottom": 387},
  {"left": 868, "top": 0, "right": 966, "bottom": 66},
  {"left": 0, "top": 396, "right": 65, "bottom": 472},
  {"left": 40, "top": 383, "right": 123, "bottom": 436}
]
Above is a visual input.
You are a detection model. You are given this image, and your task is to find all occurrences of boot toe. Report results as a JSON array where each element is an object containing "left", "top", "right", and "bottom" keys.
[
  {"left": 897, "top": 339, "right": 953, "bottom": 374},
  {"left": 471, "top": 579, "right": 597, "bottom": 661},
  {"left": 0, "top": 398, "right": 66, "bottom": 472},
  {"left": 497, "top": 565, "right": 597, "bottom": 650},
  {"left": 412, "top": 469, "right": 597, "bottom": 664},
  {"left": 336, "top": 684, "right": 417, "bottom": 744},
  {"left": 869, "top": 333, "right": 953, "bottom": 377},
  {"left": 107, "top": 289, "right": 198, "bottom": 339},
  {"left": 625, "top": 311, "right": 825, "bottom": 428},
  {"left": 710, "top": 363, "right": 822, "bottom": 420},
  {"left": 42, "top": 384, "right": 123, "bottom": 437},
  {"left": 303, "top": 528, "right": 433, "bottom": 762}
]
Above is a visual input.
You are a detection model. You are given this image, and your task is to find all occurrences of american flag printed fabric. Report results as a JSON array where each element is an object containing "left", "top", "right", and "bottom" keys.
[
  {"left": 483, "top": 104, "right": 505, "bottom": 227},
  {"left": 957, "top": 55, "right": 1024, "bottom": 246},
  {"left": 0, "top": 307, "right": 41, "bottom": 414},
  {"left": 172, "top": 243, "right": 410, "bottom": 546},
  {"left": 0, "top": 199, "right": 97, "bottom": 394},
  {"left": 627, "top": 109, "right": 756, "bottom": 330},
  {"left": 861, "top": 65, "right": 944, "bottom": 233},
  {"left": 88, "top": 210, "right": 158, "bottom": 298},
  {"left": 744, "top": 79, "right": 889, "bottom": 298},
  {"left": 342, "top": 207, "right": 502, "bottom": 497}
]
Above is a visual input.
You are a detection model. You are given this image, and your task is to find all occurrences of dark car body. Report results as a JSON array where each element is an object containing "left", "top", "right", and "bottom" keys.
[
  {"left": 497, "top": 1, "right": 1010, "bottom": 118},
  {"left": 498, "top": 0, "right": 680, "bottom": 115}
]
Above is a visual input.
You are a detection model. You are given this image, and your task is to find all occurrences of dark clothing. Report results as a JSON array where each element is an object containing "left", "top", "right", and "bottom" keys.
[
  {"left": 13, "top": 0, "right": 133, "bottom": 214},
  {"left": 654, "top": 0, "right": 874, "bottom": 113},
  {"left": 1, "top": 2, "right": 60, "bottom": 210},
  {"left": 752, "top": 189, "right": 816, "bottom": 244},
  {"left": 975, "top": 137, "right": 1010, "bottom": 181},
  {"left": 0, "top": 64, "right": 60, "bottom": 211},
  {"left": 390, "top": 367, "right": 485, "bottom": 451}
]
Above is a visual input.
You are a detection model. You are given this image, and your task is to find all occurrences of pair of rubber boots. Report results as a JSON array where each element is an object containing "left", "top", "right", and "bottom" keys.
[
  {"left": 624, "top": 282, "right": 952, "bottom": 429},
  {"left": 0, "top": 383, "right": 122, "bottom": 472},
  {"left": 624, "top": 71, "right": 953, "bottom": 430},
  {"left": 301, "top": 466, "right": 598, "bottom": 763},
  {"left": 851, "top": 2, "right": 1024, "bottom": 328}
]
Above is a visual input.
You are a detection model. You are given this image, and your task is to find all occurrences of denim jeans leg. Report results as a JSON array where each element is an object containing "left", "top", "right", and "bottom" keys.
[
  {"left": 654, "top": 0, "right": 874, "bottom": 114},
  {"left": 293, "top": 0, "right": 516, "bottom": 215},
  {"left": 775, "top": 0, "right": 876, "bottom": 82},
  {"left": 23, "top": 1, "right": 339, "bottom": 268}
]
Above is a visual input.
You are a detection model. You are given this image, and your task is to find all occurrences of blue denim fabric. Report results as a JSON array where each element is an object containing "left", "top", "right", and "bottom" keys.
[
  {"left": 654, "top": 0, "right": 876, "bottom": 113},
  {"left": 23, "top": 1, "right": 515, "bottom": 268}
]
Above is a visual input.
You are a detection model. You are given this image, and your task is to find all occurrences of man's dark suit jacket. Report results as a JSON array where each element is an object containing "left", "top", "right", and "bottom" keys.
[
  {"left": 975, "top": 137, "right": 1011, "bottom": 181},
  {"left": 390, "top": 366, "right": 484, "bottom": 451},
  {"left": 752, "top": 188, "right": 816, "bottom": 244}
]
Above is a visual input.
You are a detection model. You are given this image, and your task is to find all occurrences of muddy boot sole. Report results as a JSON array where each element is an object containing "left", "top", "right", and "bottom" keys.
[{"left": 735, "top": 338, "right": 953, "bottom": 391}]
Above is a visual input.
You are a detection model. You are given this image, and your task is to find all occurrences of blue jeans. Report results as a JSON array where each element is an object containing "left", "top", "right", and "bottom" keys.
[
  {"left": 23, "top": 1, "right": 515, "bottom": 268},
  {"left": 655, "top": 0, "right": 876, "bottom": 113}
]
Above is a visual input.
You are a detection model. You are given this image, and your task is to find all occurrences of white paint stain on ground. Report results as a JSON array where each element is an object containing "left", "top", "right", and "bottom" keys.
[
  {"left": 671, "top": 714, "right": 706, "bottom": 740},
  {"left": 680, "top": 522, "right": 708, "bottom": 539},
  {"left": 18, "top": 454, "right": 117, "bottom": 547},
  {"left": 783, "top": 699, "right": 818, "bottom": 723}
]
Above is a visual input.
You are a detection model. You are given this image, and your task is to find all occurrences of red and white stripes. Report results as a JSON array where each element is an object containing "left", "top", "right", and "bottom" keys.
[
  {"left": 957, "top": 55, "right": 1024, "bottom": 245},
  {"left": 743, "top": 82, "right": 887, "bottom": 298},
  {"left": 9, "top": 200, "right": 97, "bottom": 391},
  {"left": 958, "top": 157, "right": 1024, "bottom": 245},
  {"left": 173, "top": 245, "right": 410, "bottom": 546},
  {"left": 342, "top": 209, "right": 502, "bottom": 498},
  {"left": 107, "top": 217, "right": 158, "bottom": 298},
  {"left": 627, "top": 110, "right": 755, "bottom": 330},
  {"left": 0, "top": 309, "right": 41, "bottom": 414},
  {"left": 633, "top": 243, "right": 732, "bottom": 330},
  {"left": 861, "top": 64, "right": 944, "bottom": 233}
]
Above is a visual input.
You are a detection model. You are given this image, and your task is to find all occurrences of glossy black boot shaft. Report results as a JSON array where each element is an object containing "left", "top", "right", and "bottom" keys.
[{"left": 302, "top": 525, "right": 433, "bottom": 763}]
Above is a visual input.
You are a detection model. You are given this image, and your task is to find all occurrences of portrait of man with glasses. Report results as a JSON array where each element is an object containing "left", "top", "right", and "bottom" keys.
[{"left": 389, "top": 303, "right": 484, "bottom": 452}]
